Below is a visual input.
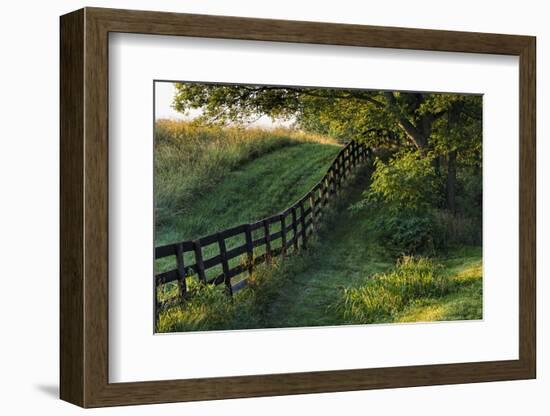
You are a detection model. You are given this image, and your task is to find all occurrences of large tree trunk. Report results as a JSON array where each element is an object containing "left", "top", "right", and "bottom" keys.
[
  {"left": 446, "top": 150, "right": 457, "bottom": 213},
  {"left": 383, "top": 92, "right": 430, "bottom": 151}
]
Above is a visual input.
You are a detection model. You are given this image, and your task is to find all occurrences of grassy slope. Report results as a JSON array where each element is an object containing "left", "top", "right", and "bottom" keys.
[
  {"left": 155, "top": 119, "right": 336, "bottom": 230},
  {"left": 155, "top": 122, "right": 482, "bottom": 331},
  {"left": 156, "top": 142, "right": 341, "bottom": 245}
]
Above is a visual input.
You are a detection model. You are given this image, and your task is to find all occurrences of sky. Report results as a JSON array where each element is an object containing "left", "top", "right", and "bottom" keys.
[{"left": 154, "top": 81, "right": 294, "bottom": 129}]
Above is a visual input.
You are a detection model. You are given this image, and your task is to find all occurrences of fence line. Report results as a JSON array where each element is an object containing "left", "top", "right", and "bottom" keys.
[{"left": 155, "top": 140, "right": 370, "bottom": 315}]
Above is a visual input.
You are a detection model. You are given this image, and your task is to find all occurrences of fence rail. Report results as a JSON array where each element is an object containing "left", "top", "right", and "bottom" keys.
[{"left": 155, "top": 140, "right": 370, "bottom": 315}]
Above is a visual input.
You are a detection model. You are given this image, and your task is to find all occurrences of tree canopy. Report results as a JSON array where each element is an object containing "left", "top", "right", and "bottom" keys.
[{"left": 172, "top": 83, "right": 482, "bottom": 215}]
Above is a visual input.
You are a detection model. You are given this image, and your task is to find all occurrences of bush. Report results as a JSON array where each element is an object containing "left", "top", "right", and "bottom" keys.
[
  {"left": 366, "top": 150, "right": 441, "bottom": 212},
  {"left": 367, "top": 207, "right": 481, "bottom": 256},
  {"left": 372, "top": 208, "right": 435, "bottom": 255},
  {"left": 332, "top": 256, "right": 455, "bottom": 323},
  {"left": 350, "top": 150, "right": 446, "bottom": 255}
]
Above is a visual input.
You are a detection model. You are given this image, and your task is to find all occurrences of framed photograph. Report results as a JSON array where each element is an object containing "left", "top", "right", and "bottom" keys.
[{"left": 60, "top": 7, "right": 536, "bottom": 408}]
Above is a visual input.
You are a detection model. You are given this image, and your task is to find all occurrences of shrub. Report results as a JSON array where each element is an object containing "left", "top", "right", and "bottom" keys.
[
  {"left": 366, "top": 150, "right": 441, "bottom": 212},
  {"left": 372, "top": 208, "right": 435, "bottom": 255},
  {"left": 332, "top": 256, "right": 455, "bottom": 323},
  {"left": 350, "top": 150, "right": 446, "bottom": 255}
]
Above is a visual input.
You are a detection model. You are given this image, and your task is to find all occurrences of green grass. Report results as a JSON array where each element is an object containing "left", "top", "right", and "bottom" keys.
[
  {"left": 154, "top": 121, "right": 342, "bottom": 287},
  {"left": 155, "top": 119, "right": 337, "bottom": 227},
  {"left": 156, "top": 140, "right": 341, "bottom": 245},
  {"left": 332, "top": 252, "right": 482, "bottom": 325},
  {"left": 397, "top": 248, "right": 482, "bottom": 322},
  {"left": 155, "top": 121, "right": 482, "bottom": 332}
]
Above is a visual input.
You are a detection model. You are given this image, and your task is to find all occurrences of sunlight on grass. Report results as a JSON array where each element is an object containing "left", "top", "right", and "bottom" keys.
[
  {"left": 397, "top": 259, "right": 482, "bottom": 323},
  {"left": 154, "top": 120, "right": 482, "bottom": 332},
  {"left": 155, "top": 119, "right": 339, "bottom": 228},
  {"left": 331, "top": 257, "right": 457, "bottom": 324}
]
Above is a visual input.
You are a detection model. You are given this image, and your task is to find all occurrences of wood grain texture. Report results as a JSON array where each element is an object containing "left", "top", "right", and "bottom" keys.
[
  {"left": 60, "top": 8, "right": 85, "bottom": 407},
  {"left": 59, "top": 7, "right": 537, "bottom": 408},
  {"left": 518, "top": 38, "right": 537, "bottom": 376}
]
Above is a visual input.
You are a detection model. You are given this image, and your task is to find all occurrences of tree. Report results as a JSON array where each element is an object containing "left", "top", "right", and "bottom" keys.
[{"left": 172, "top": 83, "right": 482, "bottom": 212}]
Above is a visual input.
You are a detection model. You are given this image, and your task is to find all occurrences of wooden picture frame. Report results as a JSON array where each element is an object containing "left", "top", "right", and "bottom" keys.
[{"left": 60, "top": 7, "right": 536, "bottom": 408}]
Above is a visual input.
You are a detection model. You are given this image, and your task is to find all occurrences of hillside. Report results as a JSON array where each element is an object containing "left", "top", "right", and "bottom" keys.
[{"left": 155, "top": 122, "right": 482, "bottom": 332}]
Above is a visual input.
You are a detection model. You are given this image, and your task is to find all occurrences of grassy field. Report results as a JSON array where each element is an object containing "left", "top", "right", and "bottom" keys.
[
  {"left": 155, "top": 120, "right": 482, "bottom": 332},
  {"left": 155, "top": 119, "right": 337, "bottom": 229}
]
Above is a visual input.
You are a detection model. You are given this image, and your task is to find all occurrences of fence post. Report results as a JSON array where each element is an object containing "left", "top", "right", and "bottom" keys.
[
  {"left": 334, "top": 160, "right": 339, "bottom": 193},
  {"left": 291, "top": 207, "right": 298, "bottom": 251},
  {"left": 331, "top": 167, "right": 337, "bottom": 196},
  {"left": 340, "top": 152, "right": 345, "bottom": 184},
  {"left": 217, "top": 233, "right": 232, "bottom": 296},
  {"left": 263, "top": 219, "right": 271, "bottom": 264},
  {"left": 175, "top": 243, "right": 187, "bottom": 300},
  {"left": 337, "top": 157, "right": 343, "bottom": 191},
  {"left": 319, "top": 180, "right": 325, "bottom": 209},
  {"left": 315, "top": 184, "right": 325, "bottom": 220},
  {"left": 324, "top": 176, "right": 330, "bottom": 205},
  {"left": 309, "top": 192, "right": 316, "bottom": 233},
  {"left": 300, "top": 201, "right": 307, "bottom": 249},
  {"left": 280, "top": 214, "right": 287, "bottom": 256},
  {"left": 245, "top": 224, "right": 254, "bottom": 277},
  {"left": 193, "top": 240, "right": 206, "bottom": 283},
  {"left": 341, "top": 152, "right": 346, "bottom": 180},
  {"left": 154, "top": 281, "right": 159, "bottom": 330}
]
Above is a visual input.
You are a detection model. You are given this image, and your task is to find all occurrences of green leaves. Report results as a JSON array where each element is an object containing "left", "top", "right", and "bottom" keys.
[{"left": 366, "top": 150, "right": 441, "bottom": 212}]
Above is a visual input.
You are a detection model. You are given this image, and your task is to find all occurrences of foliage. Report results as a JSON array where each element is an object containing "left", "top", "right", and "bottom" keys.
[
  {"left": 350, "top": 151, "right": 441, "bottom": 255},
  {"left": 372, "top": 210, "right": 436, "bottom": 255},
  {"left": 365, "top": 151, "right": 441, "bottom": 212},
  {"left": 154, "top": 85, "right": 484, "bottom": 330},
  {"left": 350, "top": 149, "right": 482, "bottom": 254},
  {"left": 172, "top": 84, "right": 481, "bottom": 154},
  {"left": 155, "top": 134, "right": 483, "bottom": 331}
]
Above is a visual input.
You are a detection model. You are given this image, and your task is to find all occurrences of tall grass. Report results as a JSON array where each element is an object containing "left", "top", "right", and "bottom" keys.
[
  {"left": 332, "top": 256, "right": 457, "bottom": 324},
  {"left": 155, "top": 119, "right": 337, "bottom": 226},
  {"left": 156, "top": 254, "right": 309, "bottom": 332}
]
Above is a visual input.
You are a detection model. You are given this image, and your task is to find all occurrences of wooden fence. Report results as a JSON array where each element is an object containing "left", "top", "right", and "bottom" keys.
[{"left": 155, "top": 140, "right": 369, "bottom": 314}]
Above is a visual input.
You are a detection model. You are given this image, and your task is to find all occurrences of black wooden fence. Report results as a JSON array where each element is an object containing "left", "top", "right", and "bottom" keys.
[{"left": 155, "top": 140, "right": 369, "bottom": 314}]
